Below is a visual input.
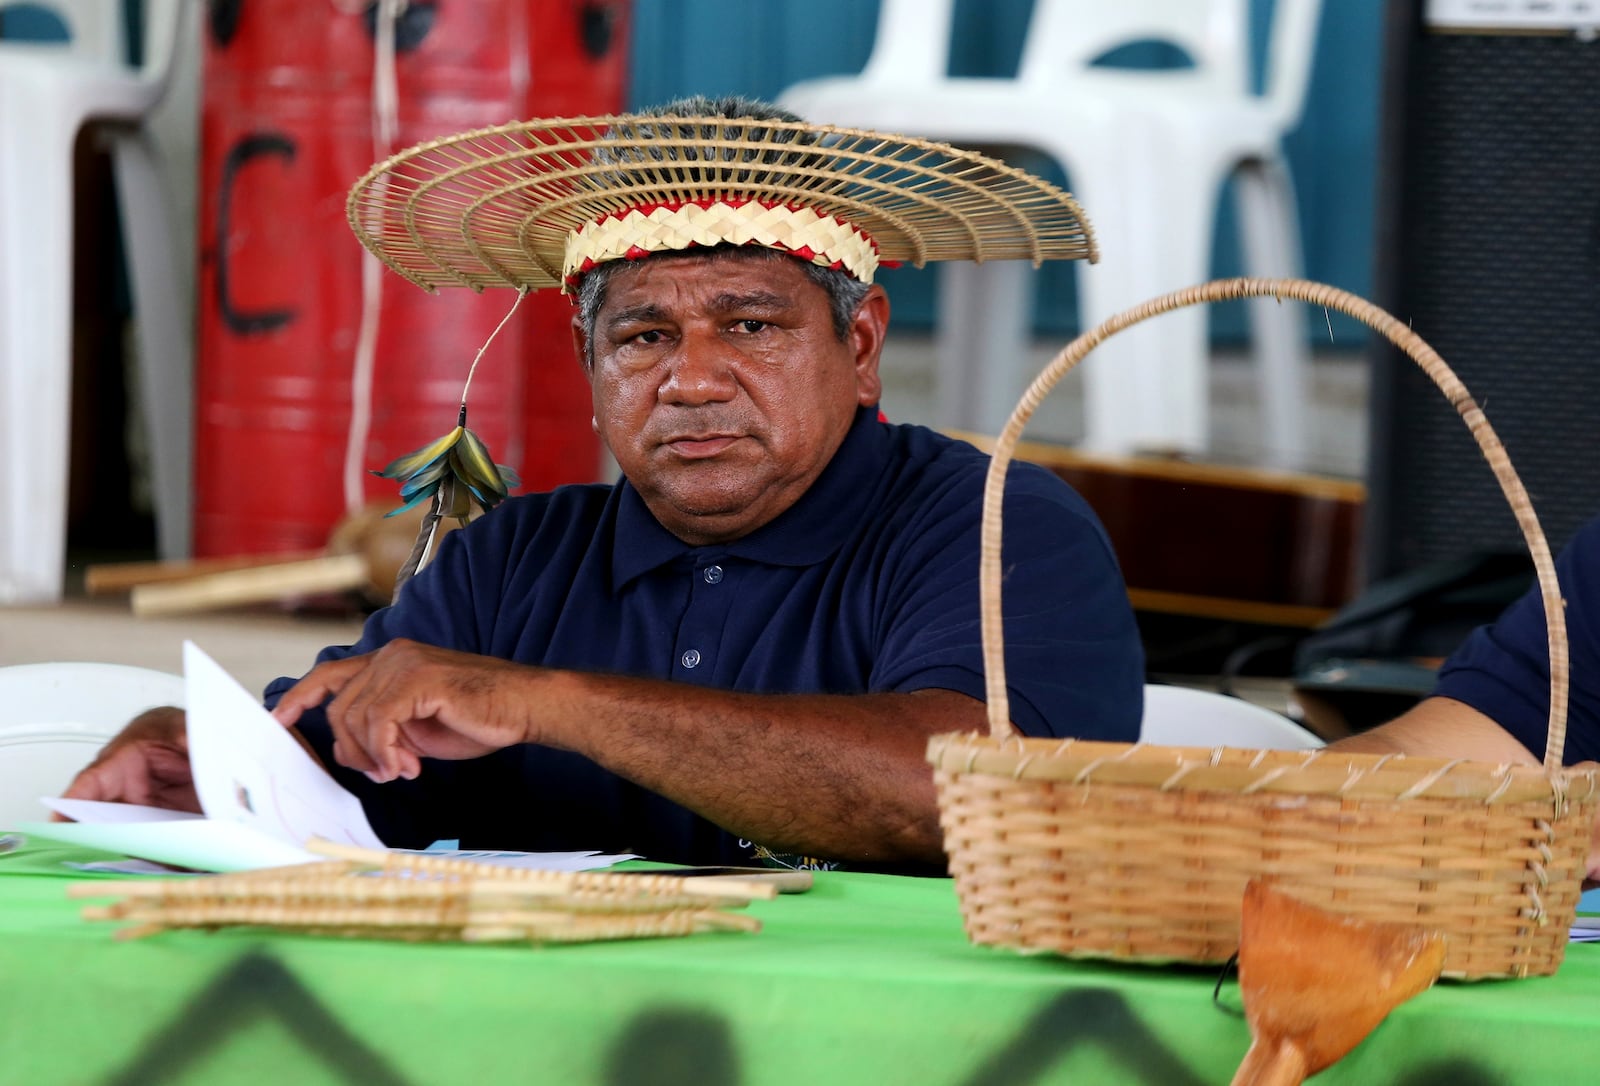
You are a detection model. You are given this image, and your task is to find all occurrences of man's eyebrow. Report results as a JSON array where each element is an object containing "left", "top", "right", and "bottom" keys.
[
  {"left": 708, "top": 290, "right": 790, "bottom": 314},
  {"left": 604, "top": 302, "right": 670, "bottom": 328},
  {"left": 603, "top": 291, "right": 793, "bottom": 330}
]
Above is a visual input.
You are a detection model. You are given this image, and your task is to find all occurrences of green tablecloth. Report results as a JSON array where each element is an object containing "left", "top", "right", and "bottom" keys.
[{"left": 1, "top": 837, "right": 1594, "bottom": 1085}]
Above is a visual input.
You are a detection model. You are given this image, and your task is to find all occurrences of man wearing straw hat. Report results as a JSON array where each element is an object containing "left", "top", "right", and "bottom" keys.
[{"left": 66, "top": 98, "right": 1143, "bottom": 869}]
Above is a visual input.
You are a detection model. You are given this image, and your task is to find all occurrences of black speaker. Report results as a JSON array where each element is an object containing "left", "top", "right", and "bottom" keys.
[{"left": 1364, "top": 1, "right": 1600, "bottom": 582}]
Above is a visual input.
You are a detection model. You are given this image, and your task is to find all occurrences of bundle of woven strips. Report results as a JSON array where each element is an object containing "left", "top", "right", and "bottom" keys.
[{"left": 70, "top": 840, "right": 773, "bottom": 945}]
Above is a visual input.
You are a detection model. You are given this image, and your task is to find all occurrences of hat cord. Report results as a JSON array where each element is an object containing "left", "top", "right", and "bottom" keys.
[{"left": 458, "top": 288, "right": 529, "bottom": 410}]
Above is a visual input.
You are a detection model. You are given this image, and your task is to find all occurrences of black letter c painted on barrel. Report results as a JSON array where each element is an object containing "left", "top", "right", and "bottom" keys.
[{"left": 216, "top": 133, "right": 298, "bottom": 336}]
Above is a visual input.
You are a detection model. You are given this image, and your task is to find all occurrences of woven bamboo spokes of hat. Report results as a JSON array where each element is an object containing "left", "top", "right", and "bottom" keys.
[
  {"left": 346, "top": 113, "right": 1097, "bottom": 293},
  {"left": 927, "top": 277, "right": 1599, "bottom": 980}
]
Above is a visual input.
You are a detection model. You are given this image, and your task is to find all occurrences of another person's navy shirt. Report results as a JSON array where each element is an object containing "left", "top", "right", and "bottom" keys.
[
  {"left": 1433, "top": 513, "right": 1600, "bottom": 764},
  {"left": 264, "top": 407, "right": 1144, "bottom": 863}
]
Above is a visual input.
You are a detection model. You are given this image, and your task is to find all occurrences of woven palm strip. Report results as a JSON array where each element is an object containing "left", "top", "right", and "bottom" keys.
[
  {"left": 73, "top": 872, "right": 747, "bottom": 915},
  {"left": 303, "top": 837, "right": 776, "bottom": 901},
  {"left": 346, "top": 113, "right": 1097, "bottom": 293},
  {"left": 71, "top": 844, "right": 769, "bottom": 945},
  {"left": 83, "top": 902, "right": 754, "bottom": 944},
  {"left": 92, "top": 910, "right": 749, "bottom": 945},
  {"left": 568, "top": 202, "right": 882, "bottom": 285},
  {"left": 927, "top": 277, "right": 1600, "bottom": 979}
]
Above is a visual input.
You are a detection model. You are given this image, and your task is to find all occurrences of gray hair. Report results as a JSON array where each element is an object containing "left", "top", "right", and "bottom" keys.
[
  {"left": 595, "top": 95, "right": 825, "bottom": 175},
  {"left": 574, "top": 96, "right": 873, "bottom": 366}
]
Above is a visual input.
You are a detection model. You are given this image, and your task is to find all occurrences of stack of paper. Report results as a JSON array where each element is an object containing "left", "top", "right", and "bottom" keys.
[{"left": 20, "top": 643, "right": 631, "bottom": 874}]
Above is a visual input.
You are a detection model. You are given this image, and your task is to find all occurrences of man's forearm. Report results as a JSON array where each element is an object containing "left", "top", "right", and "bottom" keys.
[
  {"left": 533, "top": 672, "right": 986, "bottom": 865},
  {"left": 1328, "top": 696, "right": 1540, "bottom": 764}
]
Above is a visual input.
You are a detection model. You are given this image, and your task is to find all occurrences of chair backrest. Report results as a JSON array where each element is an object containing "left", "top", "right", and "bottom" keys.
[
  {"left": 852, "top": 0, "right": 1322, "bottom": 127},
  {"left": 1021, "top": 0, "right": 1251, "bottom": 95},
  {"left": 857, "top": 0, "right": 957, "bottom": 85},
  {"left": 0, "top": 0, "right": 124, "bottom": 63},
  {"left": 1139, "top": 683, "right": 1324, "bottom": 750},
  {"left": 1259, "top": 0, "right": 1323, "bottom": 127},
  {"left": 0, "top": 662, "right": 184, "bottom": 828},
  {"left": 0, "top": 0, "right": 181, "bottom": 83}
]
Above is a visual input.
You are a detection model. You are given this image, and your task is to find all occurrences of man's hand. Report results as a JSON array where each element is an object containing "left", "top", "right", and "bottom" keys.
[
  {"left": 58, "top": 707, "right": 198, "bottom": 815},
  {"left": 270, "top": 639, "right": 541, "bottom": 783}
]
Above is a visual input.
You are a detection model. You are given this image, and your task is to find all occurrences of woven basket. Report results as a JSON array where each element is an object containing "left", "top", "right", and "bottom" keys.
[{"left": 927, "top": 277, "right": 1599, "bottom": 980}]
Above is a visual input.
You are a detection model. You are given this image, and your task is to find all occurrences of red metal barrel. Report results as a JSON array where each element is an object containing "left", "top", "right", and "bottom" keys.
[{"left": 195, "top": 0, "right": 629, "bottom": 557}]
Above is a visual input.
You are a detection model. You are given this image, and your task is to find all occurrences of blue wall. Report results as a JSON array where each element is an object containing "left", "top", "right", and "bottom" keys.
[{"left": 627, "top": 0, "right": 1384, "bottom": 343}]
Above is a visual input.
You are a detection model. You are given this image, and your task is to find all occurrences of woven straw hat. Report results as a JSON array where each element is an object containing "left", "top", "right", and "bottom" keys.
[{"left": 346, "top": 104, "right": 1098, "bottom": 295}]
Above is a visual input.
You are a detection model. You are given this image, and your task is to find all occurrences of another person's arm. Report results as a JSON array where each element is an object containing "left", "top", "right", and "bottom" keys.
[
  {"left": 1329, "top": 696, "right": 1539, "bottom": 764},
  {"left": 1331, "top": 514, "right": 1600, "bottom": 882},
  {"left": 1336, "top": 516, "right": 1600, "bottom": 766},
  {"left": 1336, "top": 693, "right": 1600, "bottom": 887}
]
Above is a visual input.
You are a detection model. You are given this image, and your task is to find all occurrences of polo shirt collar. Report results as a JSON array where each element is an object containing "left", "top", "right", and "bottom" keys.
[{"left": 612, "top": 406, "right": 889, "bottom": 587}]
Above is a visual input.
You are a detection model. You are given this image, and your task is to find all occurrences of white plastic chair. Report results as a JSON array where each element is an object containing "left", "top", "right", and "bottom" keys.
[
  {"left": 0, "top": 661, "right": 185, "bottom": 828},
  {"left": 0, "top": 0, "right": 191, "bottom": 604},
  {"left": 780, "top": 0, "right": 1322, "bottom": 467},
  {"left": 1139, "top": 683, "right": 1323, "bottom": 750}
]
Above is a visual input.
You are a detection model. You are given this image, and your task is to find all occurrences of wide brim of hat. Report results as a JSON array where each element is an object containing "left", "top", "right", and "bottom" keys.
[{"left": 346, "top": 113, "right": 1098, "bottom": 293}]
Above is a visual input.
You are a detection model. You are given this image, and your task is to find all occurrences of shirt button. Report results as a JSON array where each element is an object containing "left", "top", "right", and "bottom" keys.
[
  {"left": 703, "top": 565, "right": 723, "bottom": 584},
  {"left": 681, "top": 648, "right": 702, "bottom": 669}
]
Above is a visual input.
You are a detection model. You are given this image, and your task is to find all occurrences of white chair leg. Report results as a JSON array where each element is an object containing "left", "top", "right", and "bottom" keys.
[
  {"left": 936, "top": 260, "right": 1033, "bottom": 436},
  {"left": 108, "top": 127, "right": 193, "bottom": 560},
  {"left": 0, "top": 114, "right": 75, "bottom": 603},
  {"left": 1234, "top": 155, "right": 1311, "bottom": 472},
  {"left": 1073, "top": 153, "right": 1216, "bottom": 458},
  {"left": 934, "top": 261, "right": 981, "bottom": 431}
]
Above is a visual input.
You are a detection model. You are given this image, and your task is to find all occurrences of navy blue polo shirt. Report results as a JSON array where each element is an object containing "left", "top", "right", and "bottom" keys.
[
  {"left": 1433, "top": 513, "right": 1600, "bottom": 764},
  {"left": 264, "top": 406, "right": 1143, "bottom": 863}
]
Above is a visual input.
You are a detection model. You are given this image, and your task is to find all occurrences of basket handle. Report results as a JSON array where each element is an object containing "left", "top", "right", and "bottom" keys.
[{"left": 979, "top": 277, "right": 1570, "bottom": 771}]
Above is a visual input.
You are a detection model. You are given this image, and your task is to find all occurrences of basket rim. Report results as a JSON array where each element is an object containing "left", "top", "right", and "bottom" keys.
[{"left": 927, "top": 732, "right": 1600, "bottom": 807}]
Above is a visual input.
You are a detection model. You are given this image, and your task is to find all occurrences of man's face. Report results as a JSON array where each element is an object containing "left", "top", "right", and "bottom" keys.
[{"left": 575, "top": 251, "right": 887, "bottom": 546}]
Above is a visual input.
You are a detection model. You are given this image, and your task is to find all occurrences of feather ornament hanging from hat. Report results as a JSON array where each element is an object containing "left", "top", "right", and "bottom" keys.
[
  {"left": 367, "top": 285, "right": 527, "bottom": 593},
  {"left": 371, "top": 403, "right": 522, "bottom": 590},
  {"left": 347, "top": 97, "right": 1099, "bottom": 593}
]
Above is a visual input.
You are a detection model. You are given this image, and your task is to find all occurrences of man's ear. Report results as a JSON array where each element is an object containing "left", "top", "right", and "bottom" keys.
[{"left": 851, "top": 285, "right": 890, "bottom": 407}]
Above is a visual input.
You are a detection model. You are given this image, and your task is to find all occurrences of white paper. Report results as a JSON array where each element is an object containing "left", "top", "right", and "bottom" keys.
[
  {"left": 29, "top": 643, "right": 634, "bottom": 875},
  {"left": 41, "top": 798, "right": 205, "bottom": 825},
  {"left": 11, "top": 821, "right": 636, "bottom": 874},
  {"left": 67, "top": 858, "right": 193, "bottom": 876},
  {"left": 16, "top": 816, "right": 319, "bottom": 871},
  {"left": 181, "top": 641, "right": 385, "bottom": 852}
]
